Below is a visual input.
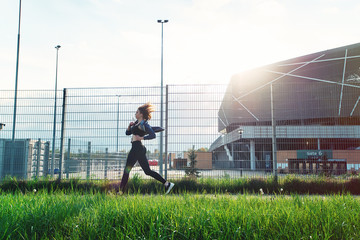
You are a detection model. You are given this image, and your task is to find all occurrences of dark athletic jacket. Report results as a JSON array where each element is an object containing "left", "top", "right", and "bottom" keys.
[{"left": 125, "top": 120, "right": 156, "bottom": 140}]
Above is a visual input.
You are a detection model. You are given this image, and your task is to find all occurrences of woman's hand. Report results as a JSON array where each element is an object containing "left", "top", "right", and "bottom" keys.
[
  {"left": 128, "top": 122, "right": 135, "bottom": 130},
  {"left": 133, "top": 135, "right": 143, "bottom": 141}
]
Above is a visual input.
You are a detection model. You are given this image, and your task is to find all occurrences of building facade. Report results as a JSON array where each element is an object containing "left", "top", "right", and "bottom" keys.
[{"left": 210, "top": 43, "right": 360, "bottom": 173}]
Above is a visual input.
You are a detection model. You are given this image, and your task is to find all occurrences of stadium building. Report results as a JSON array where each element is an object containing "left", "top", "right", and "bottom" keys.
[{"left": 210, "top": 43, "right": 360, "bottom": 174}]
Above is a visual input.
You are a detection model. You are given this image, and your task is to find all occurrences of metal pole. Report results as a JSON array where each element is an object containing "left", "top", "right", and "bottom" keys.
[
  {"left": 51, "top": 45, "right": 61, "bottom": 177},
  {"left": 159, "top": 21, "right": 164, "bottom": 176},
  {"left": 270, "top": 83, "right": 277, "bottom": 180},
  {"left": 164, "top": 85, "right": 169, "bottom": 178},
  {"left": 36, "top": 138, "right": 41, "bottom": 178},
  {"left": 44, "top": 141, "right": 50, "bottom": 177},
  {"left": 105, "top": 148, "right": 108, "bottom": 179},
  {"left": 87, "top": 141, "right": 91, "bottom": 179},
  {"left": 58, "top": 88, "right": 67, "bottom": 180},
  {"left": 157, "top": 19, "right": 168, "bottom": 176},
  {"left": 12, "top": 0, "right": 22, "bottom": 142},
  {"left": 116, "top": 95, "right": 120, "bottom": 153},
  {"left": 66, "top": 138, "right": 71, "bottom": 179},
  {"left": 10, "top": 0, "right": 22, "bottom": 177}
]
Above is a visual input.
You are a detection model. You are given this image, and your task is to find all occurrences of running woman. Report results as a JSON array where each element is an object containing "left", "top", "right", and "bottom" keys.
[{"left": 118, "top": 102, "right": 175, "bottom": 194}]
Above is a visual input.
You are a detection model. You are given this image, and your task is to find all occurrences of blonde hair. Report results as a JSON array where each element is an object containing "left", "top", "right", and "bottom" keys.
[{"left": 138, "top": 102, "right": 155, "bottom": 120}]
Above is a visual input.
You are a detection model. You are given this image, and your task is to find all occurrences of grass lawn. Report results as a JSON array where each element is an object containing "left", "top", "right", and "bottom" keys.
[{"left": 0, "top": 191, "right": 359, "bottom": 239}]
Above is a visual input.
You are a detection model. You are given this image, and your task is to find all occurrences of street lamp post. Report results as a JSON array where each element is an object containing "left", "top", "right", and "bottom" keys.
[
  {"left": 12, "top": 0, "right": 22, "bottom": 142},
  {"left": 157, "top": 19, "right": 168, "bottom": 176},
  {"left": 51, "top": 45, "right": 61, "bottom": 177},
  {"left": 10, "top": 0, "right": 22, "bottom": 177}
]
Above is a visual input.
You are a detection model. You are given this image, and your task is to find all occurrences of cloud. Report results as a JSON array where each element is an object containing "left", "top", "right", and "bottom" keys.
[
  {"left": 353, "top": 3, "right": 360, "bottom": 13},
  {"left": 322, "top": 7, "right": 339, "bottom": 14},
  {"left": 192, "top": 0, "right": 233, "bottom": 10},
  {"left": 252, "top": 0, "right": 287, "bottom": 21},
  {"left": 1, "top": 0, "right": 359, "bottom": 91},
  {"left": 120, "top": 31, "right": 158, "bottom": 59},
  {"left": 182, "top": 0, "right": 234, "bottom": 26}
]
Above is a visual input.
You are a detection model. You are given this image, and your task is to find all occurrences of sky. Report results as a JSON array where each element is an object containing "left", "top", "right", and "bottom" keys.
[{"left": 1, "top": 0, "right": 360, "bottom": 90}]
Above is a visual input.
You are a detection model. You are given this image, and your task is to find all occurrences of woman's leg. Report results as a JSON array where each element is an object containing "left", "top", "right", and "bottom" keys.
[
  {"left": 137, "top": 146, "right": 166, "bottom": 184},
  {"left": 119, "top": 148, "right": 137, "bottom": 192}
]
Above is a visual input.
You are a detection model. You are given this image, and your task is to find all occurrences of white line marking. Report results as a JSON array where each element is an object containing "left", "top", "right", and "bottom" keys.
[
  {"left": 218, "top": 115, "right": 227, "bottom": 127},
  {"left": 232, "top": 95, "right": 259, "bottom": 121},
  {"left": 339, "top": 49, "right": 348, "bottom": 116},
  {"left": 234, "top": 54, "right": 325, "bottom": 101},
  {"left": 350, "top": 96, "right": 360, "bottom": 116},
  {"left": 265, "top": 70, "right": 360, "bottom": 89},
  {"left": 221, "top": 105, "right": 229, "bottom": 125},
  {"left": 277, "top": 55, "right": 360, "bottom": 67}
]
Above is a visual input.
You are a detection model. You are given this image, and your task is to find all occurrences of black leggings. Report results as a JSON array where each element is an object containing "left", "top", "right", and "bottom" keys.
[{"left": 119, "top": 141, "right": 166, "bottom": 191}]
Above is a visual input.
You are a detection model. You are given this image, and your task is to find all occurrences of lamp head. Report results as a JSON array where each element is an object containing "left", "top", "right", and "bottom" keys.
[{"left": 55, "top": 45, "right": 61, "bottom": 49}]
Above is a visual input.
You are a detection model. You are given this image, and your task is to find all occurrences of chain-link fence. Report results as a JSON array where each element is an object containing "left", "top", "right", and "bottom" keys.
[
  {"left": 0, "top": 85, "right": 231, "bottom": 180},
  {"left": 1, "top": 76, "right": 359, "bottom": 180},
  {"left": 0, "top": 90, "right": 63, "bottom": 179}
]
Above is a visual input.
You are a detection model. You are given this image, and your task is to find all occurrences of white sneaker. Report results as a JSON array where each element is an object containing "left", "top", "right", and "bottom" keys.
[{"left": 165, "top": 182, "right": 175, "bottom": 195}]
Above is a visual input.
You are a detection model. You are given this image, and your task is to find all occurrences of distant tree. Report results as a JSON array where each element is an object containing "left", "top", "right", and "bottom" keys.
[
  {"left": 185, "top": 146, "right": 200, "bottom": 179},
  {"left": 196, "top": 147, "right": 208, "bottom": 152}
]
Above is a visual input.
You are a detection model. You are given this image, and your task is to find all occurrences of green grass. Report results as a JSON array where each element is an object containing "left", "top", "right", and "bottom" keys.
[
  {"left": 1, "top": 175, "right": 359, "bottom": 195},
  {"left": 0, "top": 191, "right": 359, "bottom": 239}
]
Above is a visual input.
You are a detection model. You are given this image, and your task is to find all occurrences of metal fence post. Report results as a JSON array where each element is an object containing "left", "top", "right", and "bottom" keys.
[
  {"left": 87, "top": 141, "right": 91, "bottom": 179},
  {"left": 159, "top": 88, "right": 164, "bottom": 177},
  {"left": 10, "top": 142, "right": 15, "bottom": 177},
  {"left": 58, "top": 88, "right": 67, "bottom": 180},
  {"left": 36, "top": 138, "right": 41, "bottom": 178},
  {"left": 165, "top": 84, "right": 169, "bottom": 179},
  {"left": 66, "top": 138, "right": 71, "bottom": 179},
  {"left": 104, "top": 148, "right": 108, "bottom": 179},
  {"left": 271, "top": 83, "right": 278, "bottom": 180},
  {"left": 43, "top": 141, "right": 50, "bottom": 177}
]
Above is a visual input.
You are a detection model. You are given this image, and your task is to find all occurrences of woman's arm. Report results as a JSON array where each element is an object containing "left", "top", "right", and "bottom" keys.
[
  {"left": 143, "top": 121, "right": 156, "bottom": 140},
  {"left": 125, "top": 122, "right": 134, "bottom": 135}
]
